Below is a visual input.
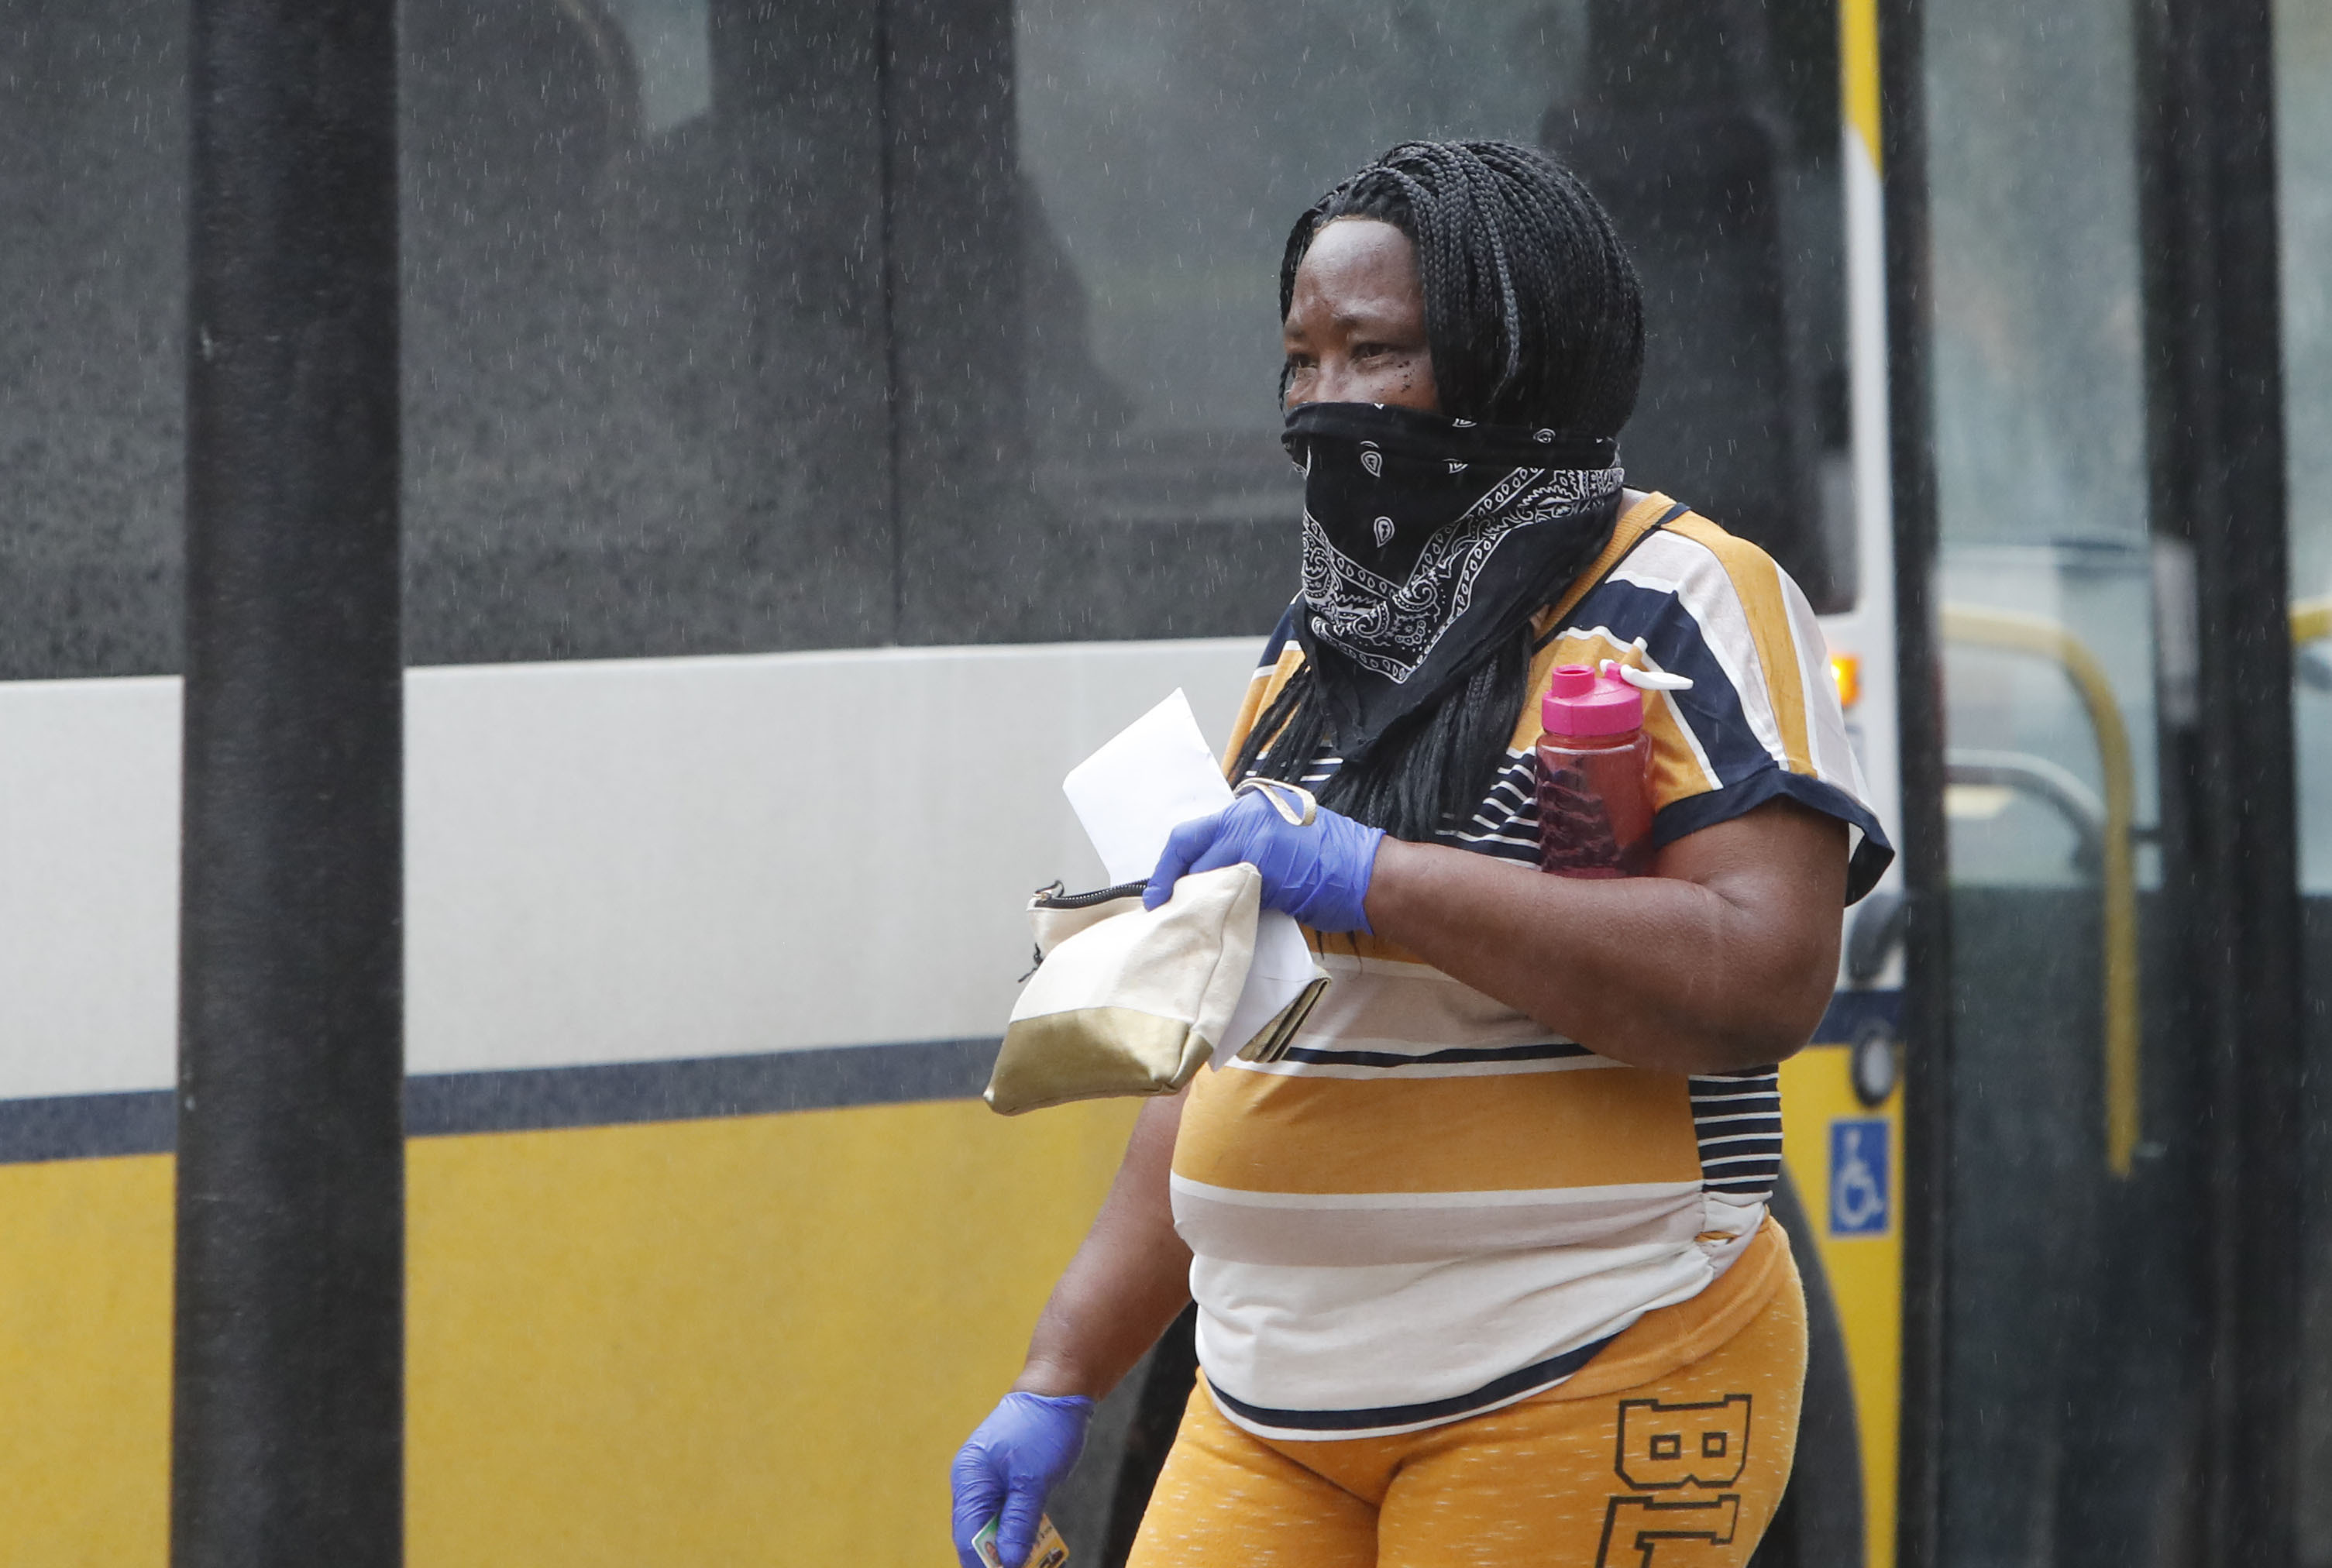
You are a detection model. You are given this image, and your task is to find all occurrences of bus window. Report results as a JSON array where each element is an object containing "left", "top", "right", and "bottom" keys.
[
  {"left": 1541, "top": 0, "right": 1855, "bottom": 611},
  {"left": 1019, "top": 0, "right": 1859, "bottom": 624},
  {"left": 0, "top": 0, "right": 1859, "bottom": 680},
  {"left": 0, "top": 2, "right": 185, "bottom": 681}
]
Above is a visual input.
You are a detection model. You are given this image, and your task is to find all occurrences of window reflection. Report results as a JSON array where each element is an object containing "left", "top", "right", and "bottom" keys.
[{"left": 605, "top": 0, "right": 711, "bottom": 133}]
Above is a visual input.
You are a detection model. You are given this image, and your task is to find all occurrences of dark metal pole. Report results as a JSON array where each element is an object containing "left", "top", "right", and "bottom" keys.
[
  {"left": 1874, "top": 3, "right": 1952, "bottom": 1567},
  {"left": 2151, "top": 1, "right": 2300, "bottom": 1560},
  {"left": 176, "top": 2, "right": 403, "bottom": 1564}
]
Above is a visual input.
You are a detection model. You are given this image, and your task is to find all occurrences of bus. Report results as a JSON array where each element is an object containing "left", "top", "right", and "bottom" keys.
[{"left": 0, "top": 0, "right": 2320, "bottom": 1563}]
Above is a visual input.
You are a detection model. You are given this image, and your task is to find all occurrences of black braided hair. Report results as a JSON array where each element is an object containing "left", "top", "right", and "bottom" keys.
[
  {"left": 1240, "top": 140, "right": 1643, "bottom": 843},
  {"left": 1277, "top": 139, "right": 1642, "bottom": 437}
]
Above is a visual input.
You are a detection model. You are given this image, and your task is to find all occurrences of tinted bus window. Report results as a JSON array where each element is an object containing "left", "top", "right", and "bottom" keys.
[
  {"left": 1020, "top": 0, "right": 1857, "bottom": 631},
  {"left": 0, "top": 0, "right": 1854, "bottom": 680},
  {"left": 0, "top": 7, "right": 186, "bottom": 680}
]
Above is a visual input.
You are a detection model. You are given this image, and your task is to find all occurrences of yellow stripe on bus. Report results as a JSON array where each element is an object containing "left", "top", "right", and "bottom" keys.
[
  {"left": 0, "top": 1095, "right": 1140, "bottom": 1567},
  {"left": 1842, "top": 0, "right": 1882, "bottom": 170},
  {"left": 0, "top": 1152, "right": 172, "bottom": 1564}
]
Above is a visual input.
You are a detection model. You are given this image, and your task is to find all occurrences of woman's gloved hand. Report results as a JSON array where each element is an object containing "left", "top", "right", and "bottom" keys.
[
  {"left": 950, "top": 1391, "right": 1094, "bottom": 1568},
  {"left": 1144, "top": 782, "right": 1386, "bottom": 934}
]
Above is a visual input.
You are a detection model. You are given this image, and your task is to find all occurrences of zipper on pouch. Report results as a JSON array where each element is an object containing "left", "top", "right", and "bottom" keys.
[{"left": 1030, "top": 879, "right": 1148, "bottom": 910}]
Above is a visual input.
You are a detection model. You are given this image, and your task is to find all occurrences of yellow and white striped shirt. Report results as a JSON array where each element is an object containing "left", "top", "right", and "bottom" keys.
[{"left": 1173, "top": 493, "right": 1890, "bottom": 1441}]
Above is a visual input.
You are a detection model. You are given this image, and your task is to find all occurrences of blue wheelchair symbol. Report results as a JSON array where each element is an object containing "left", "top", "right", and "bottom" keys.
[{"left": 1829, "top": 1119, "right": 1890, "bottom": 1236}]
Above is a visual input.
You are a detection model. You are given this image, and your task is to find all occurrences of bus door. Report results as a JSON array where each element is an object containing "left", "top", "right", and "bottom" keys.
[
  {"left": 1887, "top": 0, "right": 2317, "bottom": 1563},
  {"left": 0, "top": 2, "right": 1906, "bottom": 1565}
]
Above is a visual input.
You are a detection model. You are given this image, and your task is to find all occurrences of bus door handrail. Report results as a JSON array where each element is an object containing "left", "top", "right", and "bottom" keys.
[
  {"left": 1944, "top": 748, "right": 2107, "bottom": 872},
  {"left": 1938, "top": 604, "right": 2140, "bottom": 1178}
]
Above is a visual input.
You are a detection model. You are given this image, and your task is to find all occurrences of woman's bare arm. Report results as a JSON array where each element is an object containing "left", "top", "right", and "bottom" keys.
[
  {"left": 1011, "top": 1091, "right": 1193, "bottom": 1400},
  {"left": 1364, "top": 796, "right": 1848, "bottom": 1075}
]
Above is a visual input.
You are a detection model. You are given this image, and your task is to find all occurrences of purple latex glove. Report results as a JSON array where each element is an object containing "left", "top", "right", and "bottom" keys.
[
  {"left": 951, "top": 1391, "right": 1093, "bottom": 1568},
  {"left": 1144, "top": 782, "right": 1386, "bottom": 934}
]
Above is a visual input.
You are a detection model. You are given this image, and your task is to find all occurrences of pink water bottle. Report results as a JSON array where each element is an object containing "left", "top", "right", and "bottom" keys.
[{"left": 1536, "top": 663, "right": 1656, "bottom": 878}]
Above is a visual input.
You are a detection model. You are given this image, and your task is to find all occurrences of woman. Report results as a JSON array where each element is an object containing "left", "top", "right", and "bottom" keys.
[{"left": 954, "top": 139, "right": 1890, "bottom": 1568}]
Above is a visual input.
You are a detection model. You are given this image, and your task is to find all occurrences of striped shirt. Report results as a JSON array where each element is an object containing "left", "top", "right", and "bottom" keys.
[{"left": 1172, "top": 492, "right": 1892, "bottom": 1442}]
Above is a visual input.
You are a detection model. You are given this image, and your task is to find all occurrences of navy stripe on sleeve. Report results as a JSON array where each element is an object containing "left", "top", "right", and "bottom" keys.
[{"left": 1653, "top": 769, "right": 1895, "bottom": 904}]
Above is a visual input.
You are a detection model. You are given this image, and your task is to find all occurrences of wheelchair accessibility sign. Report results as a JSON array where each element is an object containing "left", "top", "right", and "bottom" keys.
[{"left": 1829, "top": 1119, "right": 1890, "bottom": 1236}]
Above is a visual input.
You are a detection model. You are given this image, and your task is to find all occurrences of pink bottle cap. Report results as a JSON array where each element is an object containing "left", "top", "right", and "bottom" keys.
[{"left": 1540, "top": 663, "right": 1643, "bottom": 738}]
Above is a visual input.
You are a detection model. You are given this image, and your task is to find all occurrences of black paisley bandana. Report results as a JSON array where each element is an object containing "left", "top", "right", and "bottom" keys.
[{"left": 1282, "top": 401, "right": 1624, "bottom": 762}]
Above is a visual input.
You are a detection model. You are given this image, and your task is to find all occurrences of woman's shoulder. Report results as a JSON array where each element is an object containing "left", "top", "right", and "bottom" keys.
[
  {"left": 1619, "top": 490, "right": 1787, "bottom": 575},
  {"left": 1533, "top": 492, "right": 1835, "bottom": 736},
  {"left": 1658, "top": 503, "right": 1800, "bottom": 588},
  {"left": 1563, "top": 491, "right": 1810, "bottom": 631}
]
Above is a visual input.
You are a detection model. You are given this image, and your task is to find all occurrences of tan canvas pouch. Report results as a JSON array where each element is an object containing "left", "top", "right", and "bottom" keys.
[{"left": 984, "top": 863, "right": 1262, "bottom": 1116}]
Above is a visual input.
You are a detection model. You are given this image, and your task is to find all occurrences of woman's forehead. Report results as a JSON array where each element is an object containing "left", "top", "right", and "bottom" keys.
[
  {"left": 1306, "top": 215, "right": 1412, "bottom": 264},
  {"left": 1292, "top": 219, "right": 1420, "bottom": 311}
]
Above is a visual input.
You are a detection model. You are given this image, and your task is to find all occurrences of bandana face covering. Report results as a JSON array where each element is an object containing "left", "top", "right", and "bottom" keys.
[{"left": 1282, "top": 401, "right": 1624, "bottom": 762}]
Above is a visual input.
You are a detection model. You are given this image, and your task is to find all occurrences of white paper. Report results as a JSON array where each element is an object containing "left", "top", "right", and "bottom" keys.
[
  {"left": 1220, "top": 909, "right": 1316, "bottom": 1057},
  {"left": 1061, "top": 689, "right": 1234, "bottom": 886},
  {"left": 1061, "top": 689, "right": 1319, "bottom": 1054}
]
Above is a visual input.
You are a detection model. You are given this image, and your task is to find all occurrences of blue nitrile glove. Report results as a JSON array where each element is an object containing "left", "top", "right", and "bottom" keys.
[
  {"left": 951, "top": 1391, "right": 1094, "bottom": 1568},
  {"left": 1144, "top": 782, "right": 1386, "bottom": 934}
]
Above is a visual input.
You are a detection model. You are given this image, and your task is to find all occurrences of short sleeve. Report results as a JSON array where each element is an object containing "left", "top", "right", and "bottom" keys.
[{"left": 1533, "top": 518, "right": 1896, "bottom": 903}]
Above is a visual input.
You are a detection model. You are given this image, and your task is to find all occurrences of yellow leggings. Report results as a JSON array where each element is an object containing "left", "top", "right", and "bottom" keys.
[{"left": 1129, "top": 1222, "right": 1807, "bottom": 1568}]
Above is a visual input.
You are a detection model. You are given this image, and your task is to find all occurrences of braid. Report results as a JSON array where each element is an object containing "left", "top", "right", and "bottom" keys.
[
  {"left": 1230, "top": 628, "right": 1532, "bottom": 840},
  {"left": 1264, "top": 140, "right": 1642, "bottom": 842}
]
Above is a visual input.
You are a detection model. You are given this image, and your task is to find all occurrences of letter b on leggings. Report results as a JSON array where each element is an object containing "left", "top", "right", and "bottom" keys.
[{"left": 1614, "top": 1394, "right": 1752, "bottom": 1489}]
